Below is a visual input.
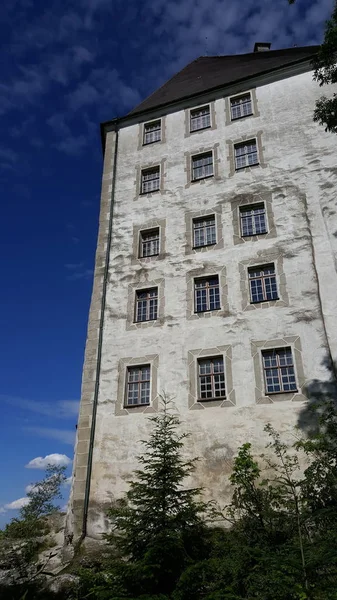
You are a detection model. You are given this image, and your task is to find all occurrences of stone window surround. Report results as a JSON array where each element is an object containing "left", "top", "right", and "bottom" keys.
[
  {"left": 184, "top": 143, "right": 221, "bottom": 189},
  {"left": 126, "top": 278, "right": 165, "bottom": 331},
  {"left": 184, "top": 101, "right": 217, "bottom": 137},
  {"left": 134, "top": 158, "right": 167, "bottom": 200},
  {"left": 185, "top": 207, "right": 223, "bottom": 255},
  {"left": 132, "top": 218, "right": 166, "bottom": 264},
  {"left": 116, "top": 354, "right": 159, "bottom": 416},
  {"left": 239, "top": 250, "right": 289, "bottom": 311},
  {"left": 231, "top": 192, "right": 277, "bottom": 246},
  {"left": 186, "top": 265, "right": 228, "bottom": 320},
  {"left": 188, "top": 345, "right": 236, "bottom": 410},
  {"left": 226, "top": 131, "right": 266, "bottom": 177},
  {"left": 251, "top": 336, "right": 307, "bottom": 404},
  {"left": 137, "top": 116, "right": 166, "bottom": 150},
  {"left": 224, "top": 88, "right": 260, "bottom": 126}
]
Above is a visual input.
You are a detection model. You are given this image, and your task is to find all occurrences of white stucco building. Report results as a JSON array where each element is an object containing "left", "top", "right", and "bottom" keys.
[{"left": 66, "top": 43, "right": 337, "bottom": 544}]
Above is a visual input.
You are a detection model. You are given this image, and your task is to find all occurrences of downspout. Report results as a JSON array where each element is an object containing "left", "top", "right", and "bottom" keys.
[{"left": 80, "top": 124, "right": 119, "bottom": 543}]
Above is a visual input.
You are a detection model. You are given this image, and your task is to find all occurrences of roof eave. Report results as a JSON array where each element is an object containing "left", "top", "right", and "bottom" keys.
[{"left": 100, "top": 52, "right": 317, "bottom": 153}]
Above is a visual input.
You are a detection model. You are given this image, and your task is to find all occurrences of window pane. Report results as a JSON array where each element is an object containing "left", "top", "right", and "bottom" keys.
[
  {"left": 198, "top": 358, "right": 225, "bottom": 399},
  {"left": 141, "top": 168, "right": 160, "bottom": 193},
  {"left": 192, "top": 153, "right": 213, "bottom": 180},
  {"left": 190, "top": 106, "right": 211, "bottom": 131},
  {"left": 136, "top": 289, "right": 158, "bottom": 321},
  {"left": 144, "top": 121, "right": 161, "bottom": 144},
  {"left": 234, "top": 141, "right": 258, "bottom": 170},
  {"left": 262, "top": 349, "right": 297, "bottom": 394},
  {"left": 141, "top": 229, "right": 160, "bottom": 257},
  {"left": 193, "top": 217, "right": 216, "bottom": 247},
  {"left": 249, "top": 265, "right": 277, "bottom": 303},
  {"left": 240, "top": 205, "right": 267, "bottom": 236},
  {"left": 231, "top": 94, "right": 252, "bottom": 120},
  {"left": 194, "top": 277, "right": 220, "bottom": 312}
]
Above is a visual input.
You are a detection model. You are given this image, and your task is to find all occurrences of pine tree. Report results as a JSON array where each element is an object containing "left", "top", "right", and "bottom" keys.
[{"left": 104, "top": 398, "right": 211, "bottom": 597}]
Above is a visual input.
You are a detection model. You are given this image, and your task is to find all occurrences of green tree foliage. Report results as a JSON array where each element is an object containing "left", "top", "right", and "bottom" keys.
[
  {"left": 313, "top": 0, "right": 337, "bottom": 133},
  {"left": 0, "top": 465, "right": 67, "bottom": 600}
]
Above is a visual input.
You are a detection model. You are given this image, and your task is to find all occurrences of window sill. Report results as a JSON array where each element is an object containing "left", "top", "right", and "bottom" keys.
[
  {"left": 139, "top": 189, "right": 160, "bottom": 196},
  {"left": 235, "top": 163, "right": 259, "bottom": 172},
  {"left": 124, "top": 403, "right": 150, "bottom": 408},
  {"left": 231, "top": 112, "right": 253, "bottom": 122},
  {"left": 194, "top": 308, "right": 221, "bottom": 314},
  {"left": 266, "top": 389, "right": 298, "bottom": 396},
  {"left": 139, "top": 253, "right": 160, "bottom": 259},
  {"left": 241, "top": 231, "right": 267, "bottom": 238},
  {"left": 192, "top": 242, "right": 216, "bottom": 250},
  {"left": 198, "top": 396, "right": 226, "bottom": 402},
  {"left": 191, "top": 174, "right": 214, "bottom": 183},
  {"left": 190, "top": 125, "right": 212, "bottom": 133},
  {"left": 250, "top": 297, "right": 279, "bottom": 304},
  {"left": 142, "top": 139, "right": 161, "bottom": 146},
  {"left": 134, "top": 318, "right": 157, "bottom": 323}
]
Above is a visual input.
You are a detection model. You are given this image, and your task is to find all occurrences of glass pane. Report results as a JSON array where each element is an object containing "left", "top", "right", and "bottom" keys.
[{"left": 190, "top": 107, "right": 211, "bottom": 131}]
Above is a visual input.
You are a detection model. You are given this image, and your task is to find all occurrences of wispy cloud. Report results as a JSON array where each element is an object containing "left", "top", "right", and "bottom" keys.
[
  {"left": 1, "top": 394, "right": 79, "bottom": 419},
  {"left": 24, "top": 427, "right": 76, "bottom": 445},
  {"left": 64, "top": 262, "right": 94, "bottom": 280},
  {"left": 26, "top": 453, "right": 72, "bottom": 469}
]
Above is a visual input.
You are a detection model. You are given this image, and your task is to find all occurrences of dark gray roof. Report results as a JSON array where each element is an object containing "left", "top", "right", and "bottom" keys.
[{"left": 129, "top": 45, "right": 319, "bottom": 116}]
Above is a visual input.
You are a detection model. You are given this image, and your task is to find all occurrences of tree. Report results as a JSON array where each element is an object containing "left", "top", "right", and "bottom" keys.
[
  {"left": 0, "top": 465, "right": 67, "bottom": 599},
  {"left": 78, "top": 398, "right": 212, "bottom": 599}
]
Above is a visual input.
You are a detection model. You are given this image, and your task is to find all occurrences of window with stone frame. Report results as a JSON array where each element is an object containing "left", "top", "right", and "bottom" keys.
[
  {"left": 262, "top": 348, "right": 297, "bottom": 394},
  {"left": 135, "top": 288, "right": 158, "bottom": 322},
  {"left": 125, "top": 365, "right": 151, "bottom": 406},
  {"left": 198, "top": 356, "right": 226, "bottom": 400},
  {"left": 141, "top": 166, "right": 160, "bottom": 194},
  {"left": 194, "top": 276, "right": 220, "bottom": 312},
  {"left": 143, "top": 120, "right": 161, "bottom": 144},
  {"left": 139, "top": 228, "right": 160, "bottom": 257},
  {"left": 191, "top": 152, "right": 214, "bottom": 181},
  {"left": 248, "top": 264, "right": 278, "bottom": 303},
  {"left": 193, "top": 215, "right": 216, "bottom": 248},
  {"left": 230, "top": 93, "right": 253, "bottom": 120},
  {"left": 240, "top": 203, "right": 267, "bottom": 237},
  {"left": 234, "top": 140, "right": 258, "bottom": 170},
  {"left": 190, "top": 105, "right": 211, "bottom": 131}
]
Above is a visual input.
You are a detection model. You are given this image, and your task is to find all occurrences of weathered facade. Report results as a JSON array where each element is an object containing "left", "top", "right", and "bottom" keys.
[{"left": 66, "top": 45, "right": 337, "bottom": 543}]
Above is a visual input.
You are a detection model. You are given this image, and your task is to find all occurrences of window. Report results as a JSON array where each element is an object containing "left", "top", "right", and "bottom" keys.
[
  {"left": 198, "top": 357, "right": 226, "bottom": 400},
  {"left": 190, "top": 105, "right": 211, "bottom": 131},
  {"left": 234, "top": 140, "right": 258, "bottom": 170},
  {"left": 140, "top": 228, "right": 160, "bottom": 257},
  {"left": 193, "top": 216, "right": 216, "bottom": 248},
  {"left": 194, "top": 276, "right": 220, "bottom": 312},
  {"left": 141, "top": 167, "right": 160, "bottom": 194},
  {"left": 262, "top": 348, "right": 297, "bottom": 394},
  {"left": 126, "top": 365, "right": 151, "bottom": 406},
  {"left": 192, "top": 152, "right": 213, "bottom": 181},
  {"left": 240, "top": 204, "right": 267, "bottom": 236},
  {"left": 248, "top": 265, "right": 278, "bottom": 303},
  {"left": 230, "top": 93, "right": 253, "bottom": 120},
  {"left": 135, "top": 288, "right": 158, "bottom": 322},
  {"left": 143, "top": 120, "right": 161, "bottom": 144}
]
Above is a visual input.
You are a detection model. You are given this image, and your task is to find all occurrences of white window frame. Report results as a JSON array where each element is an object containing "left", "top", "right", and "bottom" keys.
[
  {"left": 125, "top": 364, "right": 151, "bottom": 406},
  {"left": 139, "top": 228, "right": 160, "bottom": 257},
  {"left": 234, "top": 140, "right": 259, "bottom": 170},
  {"left": 230, "top": 93, "right": 253, "bottom": 120},
  {"left": 240, "top": 203, "right": 267, "bottom": 237},
  {"left": 141, "top": 166, "right": 160, "bottom": 194},
  {"left": 193, "top": 215, "right": 216, "bottom": 248},
  {"left": 143, "top": 120, "right": 161, "bottom": 145},
  {"left": 190, "top": 105, "right": 211, "bottom": 132},
  {"left": 191, "top": 151, "right": 214, "bottom": 181}
]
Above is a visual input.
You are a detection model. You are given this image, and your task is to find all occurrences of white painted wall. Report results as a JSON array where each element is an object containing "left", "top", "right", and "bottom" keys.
[{"left": 69, "top": 69, "right": 337, "bottom": 540}]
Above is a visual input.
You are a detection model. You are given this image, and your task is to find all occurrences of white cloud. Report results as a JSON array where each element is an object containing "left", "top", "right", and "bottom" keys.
[
  {"left": 26, "top": 453, "right": 72, "bottom": 470},
  {"left": 5, "top": 497, "right": 31, "bottom": 510},
  {"left": 65, "top": 476, "right": 72, "bottom": 486},
  {"left": 1, "top": 395, "right": 79, "bottom": 419}
]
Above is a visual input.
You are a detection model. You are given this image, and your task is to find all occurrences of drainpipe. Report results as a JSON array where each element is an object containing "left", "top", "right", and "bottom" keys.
[{"left": 79, "top": 124, "right": 119, "bottom": 543}]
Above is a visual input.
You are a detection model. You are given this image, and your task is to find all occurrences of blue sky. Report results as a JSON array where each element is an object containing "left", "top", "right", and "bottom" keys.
[{"left": 0, "top": 0, "right": 334, "bottom": 525}]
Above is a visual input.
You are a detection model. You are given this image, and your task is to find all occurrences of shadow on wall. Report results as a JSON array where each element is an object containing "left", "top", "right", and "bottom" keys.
[{"left": 298, "top": 354, "right": 337, "bottom": 435}]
